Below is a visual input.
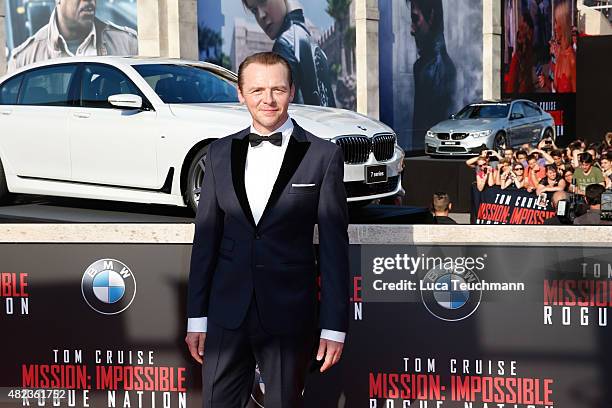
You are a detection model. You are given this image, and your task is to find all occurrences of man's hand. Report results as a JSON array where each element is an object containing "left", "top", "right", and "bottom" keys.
[
  {"left": 185, "top": 332, "right": 206, "bottom": 364},
  {"left": 316, "top": 338, "right": 344, "bottom": 373}
]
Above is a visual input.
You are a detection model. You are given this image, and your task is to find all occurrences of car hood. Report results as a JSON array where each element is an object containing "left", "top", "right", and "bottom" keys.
[
  {"left": 168, "top": 103, "right": 394, "bottom": 139},
  {"left": 430, "top": 118, "right": 504, "bottom": 132}
]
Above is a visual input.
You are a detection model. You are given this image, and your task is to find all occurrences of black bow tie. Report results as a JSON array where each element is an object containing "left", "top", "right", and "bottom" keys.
[{"left": 248, "top": 132, "right": 283, "bottom": 147}]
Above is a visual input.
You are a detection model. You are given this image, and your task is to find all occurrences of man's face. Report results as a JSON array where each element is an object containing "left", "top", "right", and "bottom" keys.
[
  {"left": 546, "top": 168, "right": 557, "bottom": 179},
  {"left": 410, "top": 1, "right": 432, "bottom": 52},
  {"left": 580, "top": 161, "right": 592, "bottom": 172},
  {"left": 57, "top": 0, "right": 96, "bottom": 31},
  {"left": 504, "top": 149, "right": 513, "bottom": 160},
  {"left": 601, "top": 158, "right": 611, "bottom": 170},
  {"left": 238, "top": 62, "right": 295, "bottom": 133},
  {"left": 553, "top": 155, "right": 562, "bottom": 165},
  {"left": 528, "top": 159, "right": 537, "bottom": 169},
  {"left": 244, "top": 0, "right": 287, "bottom": 40}
]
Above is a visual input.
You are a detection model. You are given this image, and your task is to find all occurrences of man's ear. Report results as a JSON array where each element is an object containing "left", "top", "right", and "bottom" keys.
[
  {"left": 448, "top": 203, "right": 453, "bottom": 212},
  {"left": 289, "top": 83, "right": 295, "bottom": 103},
  {"left": 237, "top": 87, "right": 245, "bottom": 104}
]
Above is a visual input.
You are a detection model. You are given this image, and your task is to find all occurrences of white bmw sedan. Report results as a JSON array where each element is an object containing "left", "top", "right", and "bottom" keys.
[{"left": 0, "top": 56, "right": 404, "bottom": 213}]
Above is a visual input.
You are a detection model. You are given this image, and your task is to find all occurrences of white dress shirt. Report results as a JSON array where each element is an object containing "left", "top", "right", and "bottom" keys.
[{"left": 188, "top": 116, "right": 345, "bottom": 343}]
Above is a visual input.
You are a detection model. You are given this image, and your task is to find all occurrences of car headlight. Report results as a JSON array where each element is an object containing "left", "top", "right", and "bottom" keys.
[
  {"left": 469, "top": 130, "right": 492, "bottom": 138},
  {"left": 426, "top": 130, "right": 436, "bottom": 138}
]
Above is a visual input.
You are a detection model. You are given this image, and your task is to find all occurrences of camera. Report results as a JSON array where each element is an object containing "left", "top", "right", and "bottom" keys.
[{"left": 601, "top": 190, "right": 612, "bottom": 221}]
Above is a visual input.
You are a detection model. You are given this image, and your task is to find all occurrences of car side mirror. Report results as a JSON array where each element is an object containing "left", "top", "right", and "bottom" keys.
[
  {"left": 108, "top": 94, "right": 143, "bottom": 109},
  {"left": 510, "top": 112, "right": 524, "bottom": 120}
]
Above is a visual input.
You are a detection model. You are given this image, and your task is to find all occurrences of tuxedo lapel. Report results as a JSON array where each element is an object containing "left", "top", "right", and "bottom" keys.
[
  {"left": 259, "top": 122, "right": 311, "bottom": 225},
  {"left": 231, "top": 130, "right": 256, "bottom": 229}
]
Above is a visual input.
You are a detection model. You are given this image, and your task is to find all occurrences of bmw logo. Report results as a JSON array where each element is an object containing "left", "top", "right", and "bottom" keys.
[
  {"left": 81, "top": 259, "right": 137, "bottom": 315},
  {"left": 420, "top": 266, "right": 482, "bottom": 321}
]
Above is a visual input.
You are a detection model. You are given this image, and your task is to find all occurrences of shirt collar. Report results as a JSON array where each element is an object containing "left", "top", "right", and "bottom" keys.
[
  {"left": 249, "top": 116, "right": 294, "bottom": 146},
  {"left": 48, "top": 8, "right": 96, "bottom": 56}
]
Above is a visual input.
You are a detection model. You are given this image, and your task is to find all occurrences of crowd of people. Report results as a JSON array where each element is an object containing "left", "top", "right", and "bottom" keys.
[
  {"left": 466, "top": 134, "right": 612, "bottom": 194},
  {"left": 463, "top": 132, "right": 612, "bottom": 225}
]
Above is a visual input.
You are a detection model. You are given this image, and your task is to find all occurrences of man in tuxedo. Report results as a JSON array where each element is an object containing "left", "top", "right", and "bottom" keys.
[{"left": 185, "top": 51, "right": 350, "bottom": 407}]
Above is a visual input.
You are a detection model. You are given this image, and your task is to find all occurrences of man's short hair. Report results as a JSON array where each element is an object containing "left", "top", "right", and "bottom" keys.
[
  {"left": 432, "top": 192, "right": 451, "bottom": 212},
  {"left": 551, "top": 149, "right": 563, "bottom": 158},
  {"left": 579, "top": 152, "right": 594, "bottom": 164},
  {"left": 551, "top": 191, "right": 568, "bottom": 208},
  {"left": 516, "top": 149, "right": 528, "bottom": 158},
  {"left": 237, "top": 52, "right": 293, "bottom": 90},
  {"left": 585, "top": 184, "right": 605, "bottom": 206},
  {"left": 527, "top": 153, "right": 538, "bottom": 162},
  {"left": 410, "top": 0, "right": 445, "bottom": 34}
]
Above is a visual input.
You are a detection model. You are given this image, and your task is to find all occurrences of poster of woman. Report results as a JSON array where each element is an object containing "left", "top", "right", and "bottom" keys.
[{"left": 503, "top": 0, "right": 577, "bottom": 94}]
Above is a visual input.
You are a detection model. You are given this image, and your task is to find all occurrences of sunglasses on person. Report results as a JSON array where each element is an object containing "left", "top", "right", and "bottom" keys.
[{"left": 513, "top": 167, "right": 524, "bottom": 171}]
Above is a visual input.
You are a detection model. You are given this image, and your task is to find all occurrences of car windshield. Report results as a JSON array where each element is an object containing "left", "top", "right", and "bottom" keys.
[
  {"left": 454, "top": 104, "right": 510, "bottom": 119},
  {"left": 133, "top": 64, "right": 239, "bottom": 104}
]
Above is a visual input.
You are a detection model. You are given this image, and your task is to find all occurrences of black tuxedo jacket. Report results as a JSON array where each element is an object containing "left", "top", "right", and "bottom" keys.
[{"left": 187, "top": 120, "right": 350, "bottom": 335}]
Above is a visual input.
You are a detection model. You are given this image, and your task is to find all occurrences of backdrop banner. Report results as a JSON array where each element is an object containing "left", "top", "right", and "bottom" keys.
[
  {"left": 1, "top": 243, "right": 611, "bottom": 407},
  {"left": 474, "top": 186, "right": 556, "bottom": 225}
]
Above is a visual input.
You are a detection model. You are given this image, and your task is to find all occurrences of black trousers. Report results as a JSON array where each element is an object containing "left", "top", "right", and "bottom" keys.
[{"left": 202, "top": 297, "right": 317, "bottom": 408}]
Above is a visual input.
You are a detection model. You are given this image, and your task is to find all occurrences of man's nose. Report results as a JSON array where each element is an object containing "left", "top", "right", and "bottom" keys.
[{"left": 262, "top": 89, "right": 275, "bottom": 104}]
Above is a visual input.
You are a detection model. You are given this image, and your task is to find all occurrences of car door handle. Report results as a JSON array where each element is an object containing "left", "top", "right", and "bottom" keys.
[
  {"left": 73, "top": 112, "right": 91, "bottom": 119},
  {"left": 0, "top": 110, "right": 12, "bottom": 116}
]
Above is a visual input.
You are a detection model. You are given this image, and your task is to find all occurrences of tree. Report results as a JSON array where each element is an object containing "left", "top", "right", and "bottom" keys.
[{"left": 326, "top": 0, "right": 352, "bottom": 76}]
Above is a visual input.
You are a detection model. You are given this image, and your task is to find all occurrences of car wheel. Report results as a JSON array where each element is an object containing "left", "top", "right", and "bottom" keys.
[
  {"left": 185, "top": 146, "right": 209, "bottom": 214},
  {"left": 493, "top": 131, "right": 507, "bottom": 151},
  {"left": 0, "top": 159, "right": 13, "bottom": 205},
  {"left": 541, "top": 128, "right": 554, "bottom": 141}
]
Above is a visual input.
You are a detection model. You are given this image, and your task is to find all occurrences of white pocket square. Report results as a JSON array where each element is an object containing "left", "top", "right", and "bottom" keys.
[{"left": 292, "top": 183, "right": 316, "bottom": 187}]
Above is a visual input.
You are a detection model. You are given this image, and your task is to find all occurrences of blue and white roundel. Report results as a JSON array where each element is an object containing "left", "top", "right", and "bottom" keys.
[
  {"left": 420, "top": 267, "right": 482, "bottom": 322},
  {"left": 81, "top": 259, "right": 137, "bottom": 315},
  {"left": 92, "top": 270, "right": 126, "bottom": 304},
  {"left": 433, "top": 274, "right": 469, "bottom": 310}
]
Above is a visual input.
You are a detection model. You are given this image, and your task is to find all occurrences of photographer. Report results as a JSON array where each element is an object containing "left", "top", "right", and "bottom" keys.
[
  {"left": 466, "top": 150, "right": 500, "bottom": 191},
  {"left": 501, "top": 164, "right": 528, "bottom": 190},
  {"left": 536, "top": 138, "right": 558, "bottom": 159},
  {"left": 573, "top": 184, "right": 612, "bottom": 225},
  {"left": 493, "top": 159, "right": 512, "bottom": 187},
  {"left": 543, "top": 191, "right": 573, "bottom": 225}
]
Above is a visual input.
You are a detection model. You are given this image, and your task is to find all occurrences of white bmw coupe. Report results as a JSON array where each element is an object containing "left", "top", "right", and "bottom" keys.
[{"left": 0, "top": 56, "right": 404, "bottom": 213}]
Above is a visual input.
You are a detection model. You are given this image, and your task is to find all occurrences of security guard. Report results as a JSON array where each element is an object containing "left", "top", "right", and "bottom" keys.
[{"left": 8, "top": 1, "right": 137, "bottom": 72}]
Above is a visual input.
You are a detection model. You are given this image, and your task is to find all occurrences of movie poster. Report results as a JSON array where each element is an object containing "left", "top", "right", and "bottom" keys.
[
  {"left": 378, "top": 0, "right": 484, "bottom": 151},
  {"left": 197, "top": 0, "right": 357, "bottom": 110},
  {"left": 502, "top": 0, "right": 578, "bottom": 142},
  {"left": 3, "top": 243, "right": 612, "bottom": 407},
  {"left": 4, "top": 0, "right": 138, "bottom": 73}
]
